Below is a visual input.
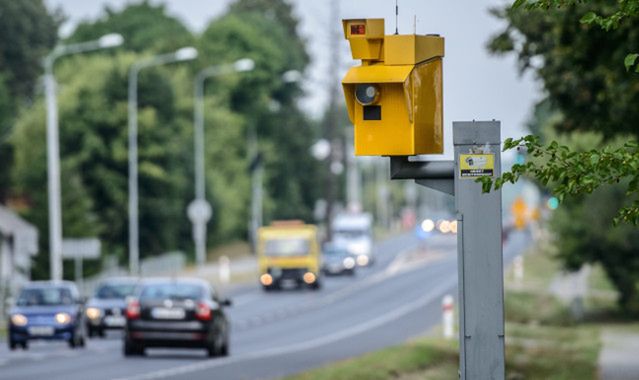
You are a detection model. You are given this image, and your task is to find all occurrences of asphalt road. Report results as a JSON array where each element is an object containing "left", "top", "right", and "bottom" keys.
[{"left": 0, "top": 231, "right": 529, "bottom": 380}]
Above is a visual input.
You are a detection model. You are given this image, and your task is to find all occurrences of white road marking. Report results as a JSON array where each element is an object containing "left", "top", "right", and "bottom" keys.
[{"left": 112, "top": 276, "right": 457, "bottom": 380}]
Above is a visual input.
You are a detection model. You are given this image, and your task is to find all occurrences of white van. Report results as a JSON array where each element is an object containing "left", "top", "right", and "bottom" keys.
[{"left": 331, "top": 213, "right": 374, "bottom": 266}]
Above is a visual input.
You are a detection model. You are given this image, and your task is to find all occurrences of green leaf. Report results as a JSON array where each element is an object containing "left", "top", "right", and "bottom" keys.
[
  {"left": 580, "top": 12, "right": 597, "bottom": 24},
  {"left": 512, "top": 0, "right": 527, "bottom": 9},
  {"left": 625, "top": 53, "right": 639, "bottom": 71}
]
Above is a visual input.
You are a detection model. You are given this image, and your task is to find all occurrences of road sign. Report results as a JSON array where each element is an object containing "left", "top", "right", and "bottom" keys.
[
  {"left": 61, "top": 238, "right": 101, "bottom": 259},
  {"left": 188, "top": 199, "right": 212, "bottom": 224}
]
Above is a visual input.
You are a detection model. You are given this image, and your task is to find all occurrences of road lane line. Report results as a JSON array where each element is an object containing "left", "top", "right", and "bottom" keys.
[{"left": 112, "top": 275, "right": 457, "bottom": 380}]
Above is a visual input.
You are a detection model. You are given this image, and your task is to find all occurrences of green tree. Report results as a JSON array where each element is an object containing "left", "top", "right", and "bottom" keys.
[
  {"left": 199, "top": 1, "right": 319, "bottom": 225},
  {"left": 11, "top": 53, "right": 195, "bottom": 277},
  {"left": 68, "top": 0, "right": 193, "bottom": 53},
  {"left": 0, "top": 0, "right": 59, "bottom": 203},
  {"left": 483, "top": 1, "right": 639, "bottom": 223},
  {"left": 484, "top": 0, "right": 639, "bottom": 311},
  {"left": 0, "top": 0, "right": 58, "bottom": 99}
]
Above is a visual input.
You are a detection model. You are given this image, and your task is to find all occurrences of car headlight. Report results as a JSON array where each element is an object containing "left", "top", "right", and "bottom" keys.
[
  {"left": 343, "top": 257, "right": 355, "bottom": 269},
  {"left": 11, "top": 314, "right": 28, "bottom": 326},
  {"left": 356, "top": 255, "right": 369, "bottom": 266},
  {"left": 86, "top": 307, "right": 102, "bottom": 320},
  {"left": 55, "top": 312, "right": 72, "bottom": 325}
]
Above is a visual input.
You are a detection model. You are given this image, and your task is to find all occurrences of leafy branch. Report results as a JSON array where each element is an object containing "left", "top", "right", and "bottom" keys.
[
  {"left": 513, "top": 0, "right": 639, "bottom": 71},
  {"left": 477, "top": 136, "right": 639, "bottom": 224}
]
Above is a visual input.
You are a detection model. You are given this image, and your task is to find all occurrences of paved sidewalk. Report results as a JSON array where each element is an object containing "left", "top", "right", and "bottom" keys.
[{"left": 599, "top": 329, "right": 639, "bottom": 380}]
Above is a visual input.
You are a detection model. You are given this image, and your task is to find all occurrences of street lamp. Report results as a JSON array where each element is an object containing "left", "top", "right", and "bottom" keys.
[
  {"left": 128, "top": 46, "right": 198, "bottom": 276},
  {"left": 190, "top": 58, "right": 255, "bottom": 268},
  {"left": 44, "top": 33, "right": 124, "bottom": 281}
]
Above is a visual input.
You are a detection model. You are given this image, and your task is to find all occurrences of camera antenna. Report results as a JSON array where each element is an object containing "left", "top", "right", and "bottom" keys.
[{"left": 395, "top": 0, "right": 399, "bottom": 35}]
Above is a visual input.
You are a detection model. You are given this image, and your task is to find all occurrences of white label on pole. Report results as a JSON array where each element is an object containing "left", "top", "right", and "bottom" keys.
[
  {"left": 188, "top": 199, "right": 212, "bottom": 224},
  {"left": 62, "top": 238, "right": 101, "bottom": 259}
]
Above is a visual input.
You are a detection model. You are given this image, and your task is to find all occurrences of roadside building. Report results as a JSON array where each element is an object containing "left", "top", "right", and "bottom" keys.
[{"left": 0, "top": 205, "right": 38, "bottom": 312}]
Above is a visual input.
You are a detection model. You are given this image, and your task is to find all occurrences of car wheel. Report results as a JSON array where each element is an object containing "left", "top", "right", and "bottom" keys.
[
  {"left": 124, "top": 340, "right": 144, "bottom": 357},
  {"left": 219, "top": 340, "right": 229, "bottom": 357},
  {"left": 206, "top": 341, "right": 217, "bottom": 358}
]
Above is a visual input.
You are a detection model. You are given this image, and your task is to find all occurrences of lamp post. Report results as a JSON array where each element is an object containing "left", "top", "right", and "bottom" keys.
[
  {"left": 248, "top": 70, "right": 302, "bottom": 253},
  {"left": 190, "top": 58, "right": 255, "bottom": 268},
  {"left": 44, "top": 33, "right": 124, "bottom": 281},
  {"left": 128, "top": 47, "right": 198, "bottom": 276}
]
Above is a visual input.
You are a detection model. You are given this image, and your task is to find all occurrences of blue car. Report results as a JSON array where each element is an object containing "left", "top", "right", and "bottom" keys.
[{"left": 7, "top": 281, "right": 87, "bottom": 350}]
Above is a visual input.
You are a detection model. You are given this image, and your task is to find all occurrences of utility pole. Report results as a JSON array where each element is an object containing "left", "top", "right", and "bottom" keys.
[{"left": 324, "top": 0, "right": 341, "bottom": 241}]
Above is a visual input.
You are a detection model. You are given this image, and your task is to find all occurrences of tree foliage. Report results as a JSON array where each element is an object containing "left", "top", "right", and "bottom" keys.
[
  {"left": 485, "top": 0, "right": 639, "bottom": 312},
  {"left": 0, "top": 0, "right": 59, "bottom": 202},
  {"left": 0, "top": 0, "right": 59, "bottom": 100},
  {"left": 485, "top": 0, "right": 639, "bottom": 224},
  {"left": 4, "top": 0, "right": 320, "bottom": 278},
  {"left": 68, "top": 0, "right": 193, "bottom": 53}
]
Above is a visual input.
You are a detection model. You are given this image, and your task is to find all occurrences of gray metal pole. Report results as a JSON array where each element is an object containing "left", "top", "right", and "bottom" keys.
[
  {"left": 193, "top": 74, "right": 207, "bottom": 267},
  {"left": 44, "top": 59, "right": 63, "bottom": 282},
  {"left": 248, "top": 130, "right": 262, "bottom": 253},
  {"left": 194, "top": 77, "right": 206, "bottom": 202},
  {"left": 453, "top": 121, "right": 505, "bottom": 380},
  {"left": 128, "top": 67, "right": 139, "bottom": 276},
  {"left": 127, "top": 50, "right": 199, "bottom": 276},
  {"left": 42, "top": 35, "right": 124, "bottom": 282}
]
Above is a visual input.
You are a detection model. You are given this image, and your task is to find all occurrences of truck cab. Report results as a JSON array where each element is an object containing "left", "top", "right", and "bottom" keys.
[
  {"left": 331, "top": 212, "right": 374, "bottom": 266},
  {"left": 257, "top": 221, "right": 321, "bottom": 291}
]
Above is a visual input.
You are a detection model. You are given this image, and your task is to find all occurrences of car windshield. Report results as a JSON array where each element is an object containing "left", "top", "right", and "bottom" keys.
[
  {"left": 334, "top": 229, "right": 368, "bottom": 239},
  {"left": 95, "top": 283, "right": 136, "bottom": 299},
  {"left": 139, "top": 283, "right": 204, "bottom": 301},
  {"left": 264, "top": 238, "right": 310, "bottom": 256},
  {"left": 17, "top": 287, "right": 74, "bottom": 306},
  {"left": 323, "top": 247, "right": 347, "bottom": 256}
]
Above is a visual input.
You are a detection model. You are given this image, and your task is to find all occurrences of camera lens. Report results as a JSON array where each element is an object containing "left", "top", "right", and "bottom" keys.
[{"left": 355, "top": 84, "right": 379, "bottom": 105}]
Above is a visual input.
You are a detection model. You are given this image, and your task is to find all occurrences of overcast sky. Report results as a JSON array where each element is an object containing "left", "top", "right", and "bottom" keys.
[{"left": 45, "top": 0, "right": 541, "bottom": 158}]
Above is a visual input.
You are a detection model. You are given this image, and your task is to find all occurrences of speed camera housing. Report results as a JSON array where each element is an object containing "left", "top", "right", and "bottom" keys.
[{"left": 342, "top": 18, "right": 444, "bottom": 156}]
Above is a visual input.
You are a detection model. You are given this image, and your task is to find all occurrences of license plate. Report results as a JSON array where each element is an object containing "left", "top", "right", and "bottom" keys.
[
  {"left": 104, "top": 316, "right": 126, "bottom": 326},
  {"left": 151, "top": 308, "right": 185, "bottom": 320},
  {"left": 28, "top": 326, "right": 54, "bottom": 336}
]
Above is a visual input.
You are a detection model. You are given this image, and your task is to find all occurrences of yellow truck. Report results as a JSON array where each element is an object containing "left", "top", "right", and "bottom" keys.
[{"left": 257, "top": 221, "right": 321, "bottom": 291}]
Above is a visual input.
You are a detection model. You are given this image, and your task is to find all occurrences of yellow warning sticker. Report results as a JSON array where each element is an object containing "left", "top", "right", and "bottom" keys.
[{"left": 459, "top": 154, "right": 495, "bottom": 179}]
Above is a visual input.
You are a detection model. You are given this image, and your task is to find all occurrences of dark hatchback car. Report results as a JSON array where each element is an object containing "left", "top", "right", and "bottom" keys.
[
  {"left": 321, "top": 244, "right": 357, "bottom": 276},
  {"left": 123, "top": 278, "right": 231, "bottom": 357},
  {"left": 85, "top": 278, "right": 138, "bottom": 337},
  {"left": 7, "top": 281, "right": 86, "bottom": 350}
]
